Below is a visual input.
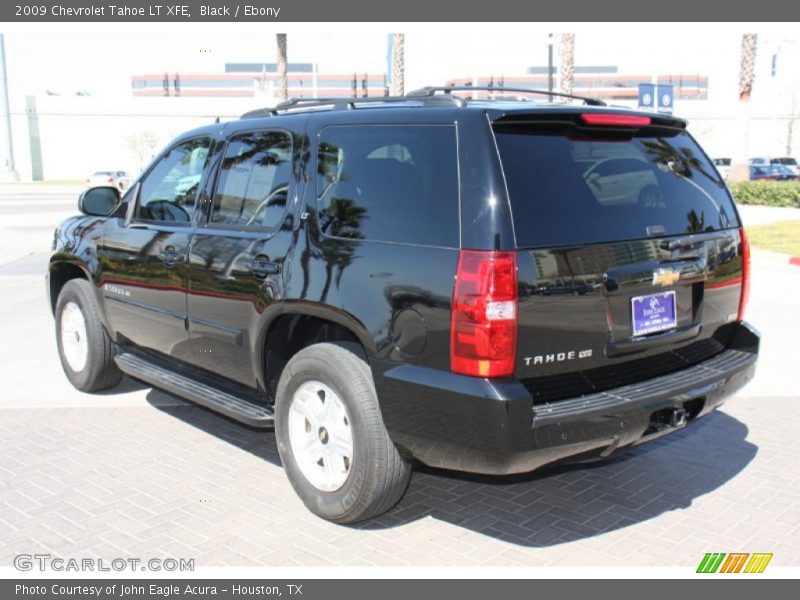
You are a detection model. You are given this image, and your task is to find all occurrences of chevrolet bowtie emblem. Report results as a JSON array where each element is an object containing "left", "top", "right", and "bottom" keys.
[{"left": 652, "top": 268, "right": 681, "bottom": 287}]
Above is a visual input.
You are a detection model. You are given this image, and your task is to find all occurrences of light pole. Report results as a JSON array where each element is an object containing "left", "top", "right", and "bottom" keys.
[
  {"left": 0, "top": 34, "right": 16, "bottom": 180},
  {"left": 547, "top": 33, "right": 554, "bottom": 94}
]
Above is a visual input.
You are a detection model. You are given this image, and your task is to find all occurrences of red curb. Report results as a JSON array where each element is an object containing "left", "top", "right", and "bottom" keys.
[{"left": 790, "top": 256, "right": 800, "bottom": 266}]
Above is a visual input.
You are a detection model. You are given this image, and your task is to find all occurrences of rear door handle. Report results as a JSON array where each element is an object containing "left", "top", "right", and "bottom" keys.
[{"left": 251, "top": 255, "right": 281, "bottom": 279}]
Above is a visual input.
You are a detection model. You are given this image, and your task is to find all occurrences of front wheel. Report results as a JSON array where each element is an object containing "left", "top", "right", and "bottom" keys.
[
  {"left": 55, "top": 279, "right": 122, "bottom": 392},
  {"left": 275, "top": 343, "right": 411, "bottom": 523}
]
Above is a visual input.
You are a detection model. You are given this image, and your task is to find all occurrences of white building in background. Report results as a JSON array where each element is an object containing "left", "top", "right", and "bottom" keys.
[{"left": 3, "top": 30, "right": 800, "bottom": 181}]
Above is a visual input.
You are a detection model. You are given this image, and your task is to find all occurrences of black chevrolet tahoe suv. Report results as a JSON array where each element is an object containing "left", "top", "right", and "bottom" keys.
[{"left": 48, "top": 87, "right": 759, "bottom": 523}]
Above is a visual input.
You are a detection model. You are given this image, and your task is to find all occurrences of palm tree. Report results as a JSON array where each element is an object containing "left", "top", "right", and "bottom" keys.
[
  {"left": 686, "top": 209, "right": 706, "bottom": 233},
  {"left": 391, "top": 34, "right": 405, "bottom": 96},
  {"left": 276, "top": 33, "right": 288, "bottom": 102},
  {"left": 729, "top": 34, "right": 758, "bottom": 182},
  {"left": 740, "top": 34, "right": 758, "bottom": 101},
  {"left": 785, "top": 86, "right": 798, "bottom": 155},
  {"left": 560, "top": 34, "right": 575, "bottom": 97}
]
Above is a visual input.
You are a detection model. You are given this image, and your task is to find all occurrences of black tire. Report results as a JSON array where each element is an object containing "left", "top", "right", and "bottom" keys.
[
  {"left": 275, "top": 342, "right": 411, "bottom": 523},
  {"left": 55, "top": 279, "right": 122, "bottom": 392}
]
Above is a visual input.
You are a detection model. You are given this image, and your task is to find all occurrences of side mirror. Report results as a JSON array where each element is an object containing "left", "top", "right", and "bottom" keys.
[{"left": 79, "top": 186, "right": 120, "bottom": 217}]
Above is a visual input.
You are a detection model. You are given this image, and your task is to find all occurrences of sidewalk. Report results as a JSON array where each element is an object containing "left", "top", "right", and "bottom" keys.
[
  {"left": 0, "top": 184, "right": 83, "bottom": 265},
  {"left": 737, "top": 203, "right": 800, "bottom": 226},
  {"left": 751, "top": 247, "right": 800, "bottom": 266},
  {"left": 0, "top": 183, "right": 84, "bottom": 197}
]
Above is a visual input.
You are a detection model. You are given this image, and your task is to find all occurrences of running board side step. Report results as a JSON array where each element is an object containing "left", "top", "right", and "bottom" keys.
[{"left": 115, "top": 352, "right": 274, "bottom": 428}]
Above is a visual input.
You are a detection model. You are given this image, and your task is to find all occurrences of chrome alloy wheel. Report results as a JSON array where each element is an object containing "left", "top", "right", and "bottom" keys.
[
  {"left": 60, "top": 301, "right": 89, "bottom": 372},
  {"left": 287, "top": 380, "right": 354, "bottom": 492}
]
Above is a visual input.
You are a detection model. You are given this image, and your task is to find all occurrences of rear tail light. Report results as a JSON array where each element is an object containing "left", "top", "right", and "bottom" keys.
[
  {"left": 450, "top": 250, "right": 518, "bottom": 377},
  {"left": 107, "top": 177, "right": 114, "bottom": 183},
  {"left": 581, "top": 113, "right": 651, "bottom": 127},
  {"left": 738, "top": 227, "right": 751, "bottom": 321}
]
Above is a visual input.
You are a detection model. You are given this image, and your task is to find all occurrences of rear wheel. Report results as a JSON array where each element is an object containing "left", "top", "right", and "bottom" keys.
[
  {"left": 275, "top": 342, "right": 411, "bottom": 523},
  {"left": 55, "top": 279, "right": 122, "bottom": 392}
]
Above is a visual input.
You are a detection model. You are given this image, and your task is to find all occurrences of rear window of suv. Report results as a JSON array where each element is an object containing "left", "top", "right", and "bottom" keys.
[{"left": 493, "top": 124, "right": 739, "bottom": 248}]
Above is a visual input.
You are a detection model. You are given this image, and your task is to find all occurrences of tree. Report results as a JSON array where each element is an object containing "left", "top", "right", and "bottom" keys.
[
  {"left": 391, "top": 34, "right": 405, "bottom": 96},
  {"left": 276, "top": 33, "right": 288, "bottom": 102},
  {"left": 729, "top": 34, "right": 758, "bottom": 182},
  {"left": 123, "top": 131, "right": 159, "bottom": 171},
  {"left": 560, "top": 34, "right": 575, "bottom": 96}
]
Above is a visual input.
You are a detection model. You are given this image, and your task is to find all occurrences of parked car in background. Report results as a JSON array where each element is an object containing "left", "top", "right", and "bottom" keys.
[
  {"left": 748, "top": 157, "right": 770, "bottom": 167},
  {"left": 86, "top": 170, "right": 132, "bottom": 191},
  {"left": 749, "top": 164, "right": 798, "bottom": 181},
  {"left": 713, "top": 158, "right": 731, "bottom": 180},
  {"left": 770, "top": 157, "right": 799, "bottom": 175}
]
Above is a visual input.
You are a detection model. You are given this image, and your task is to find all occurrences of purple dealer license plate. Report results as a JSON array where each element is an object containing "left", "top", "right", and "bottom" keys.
[{"left": 631, "top": 291, "right": 677, "bottom": 337}]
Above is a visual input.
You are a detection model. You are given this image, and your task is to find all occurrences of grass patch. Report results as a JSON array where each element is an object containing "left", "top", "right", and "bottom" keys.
[{"left": 747, "top": 220, "right": 800, "bottom": 256}]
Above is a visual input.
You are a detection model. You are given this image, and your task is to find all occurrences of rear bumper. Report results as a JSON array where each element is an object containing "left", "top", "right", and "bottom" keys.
[{"left": 373, "top": 322, "right": 759, "bottom": 475}]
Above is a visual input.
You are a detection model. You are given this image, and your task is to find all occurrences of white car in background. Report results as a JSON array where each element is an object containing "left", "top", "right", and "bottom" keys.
[
  {"left": 713, "top": 158, "right": 731, "bottom": 180},
  {"left": 85, "top": 170, "right": 132, "bottom": 191},
  {"left": 583, "top": 157, "right": 660, "bottom": 206}
]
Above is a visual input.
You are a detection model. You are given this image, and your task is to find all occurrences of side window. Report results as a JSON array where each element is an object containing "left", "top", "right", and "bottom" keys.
[
  {"left": 210, "top": 131, "right": 293, "bottom": 229},
  {"left": 135, "top": 138, "right": 211, "bottom": 223},
  {"left": 316, "top": 125, "right": 459, "bottom": 247}
]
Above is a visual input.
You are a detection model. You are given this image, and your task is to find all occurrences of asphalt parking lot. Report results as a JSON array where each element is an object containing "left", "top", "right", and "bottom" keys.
[{"left": 0, "top": 185, "right": 798, "bottom": 568}]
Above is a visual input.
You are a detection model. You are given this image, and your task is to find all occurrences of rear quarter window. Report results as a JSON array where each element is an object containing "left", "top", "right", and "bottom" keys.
[
  {"left": 494, "top": 125, "right": 739, "bottom": 248},
  {"left": 315, "top": 124, "right": 459, "bottom": 247}
]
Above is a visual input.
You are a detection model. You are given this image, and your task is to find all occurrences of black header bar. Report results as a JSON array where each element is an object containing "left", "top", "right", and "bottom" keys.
[{"left": 1, "top": 1, "right": 799, "bottom": 22}]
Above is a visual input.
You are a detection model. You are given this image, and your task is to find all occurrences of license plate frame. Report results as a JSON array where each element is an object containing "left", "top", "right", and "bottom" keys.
[{"left": 631, "top": 290, "right": 677, "bottom": 337}]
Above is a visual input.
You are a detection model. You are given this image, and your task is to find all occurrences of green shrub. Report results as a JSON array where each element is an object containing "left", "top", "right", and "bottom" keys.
[{"left": 727, "top": 181, "right": 800, "bottom": 208}]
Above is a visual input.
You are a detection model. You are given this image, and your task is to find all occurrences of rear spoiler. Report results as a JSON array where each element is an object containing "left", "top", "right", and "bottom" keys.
[{"left": 489, "top": 109, "right": 687, "bottom": 131}]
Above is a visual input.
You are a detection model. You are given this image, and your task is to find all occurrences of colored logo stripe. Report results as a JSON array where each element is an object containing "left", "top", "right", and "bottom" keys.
[
  {"left": 697, "top": 552, "right": 773, "bottom": 573},
  {"left": 719, "top": 553, "right": 749, "bottom": 573},
  {"left": 744, "top": 553, "right": 773, "bottom": 573},
  {"left": 697, "top": 553, "right": 726, "bottom": 573}
]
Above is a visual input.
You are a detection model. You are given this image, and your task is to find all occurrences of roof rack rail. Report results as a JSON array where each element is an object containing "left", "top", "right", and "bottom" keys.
[
  {"left": 241, "top": 98, "right": 352, "bottom": 118},
  {"left": 240, "top": 93, "right": 461, "bottom": 119},
  {"left": 407, "top": 85, "right": 606, "bottom": 107}
]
